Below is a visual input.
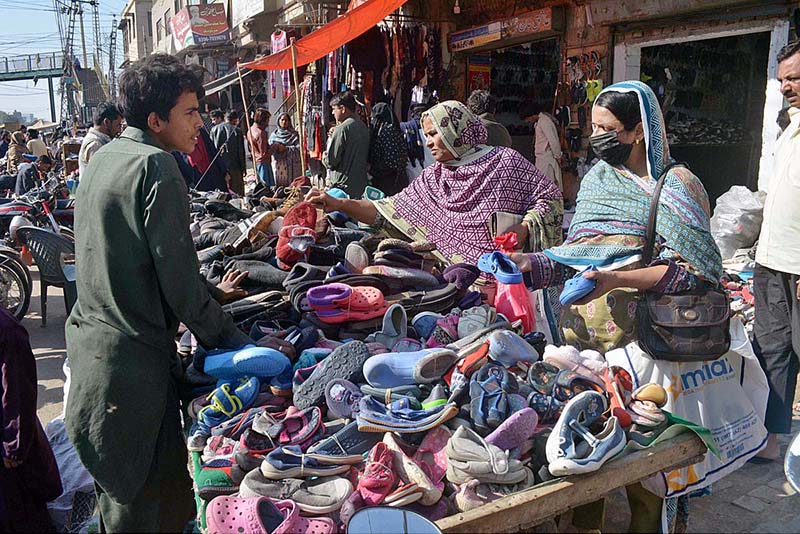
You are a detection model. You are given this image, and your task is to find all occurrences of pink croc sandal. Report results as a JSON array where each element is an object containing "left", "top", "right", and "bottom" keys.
[
  {"left": 205, "top": 495, "right": 336, "bottom": 534},
  {"left": 205, "top": 495, "right": 284, "bottom": 534},
  {"left": 332, "top": 285, "right": 385, "bottom": 311}
]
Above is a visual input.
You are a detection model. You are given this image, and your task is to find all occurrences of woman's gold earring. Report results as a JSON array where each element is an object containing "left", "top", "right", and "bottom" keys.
[{"left": 635, "top": 139, "right": 642, "bottom": 145}]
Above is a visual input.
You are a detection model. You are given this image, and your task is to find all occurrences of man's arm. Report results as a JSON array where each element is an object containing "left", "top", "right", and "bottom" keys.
[
  {"left": 142, "top": 154, "right": 252, "bottom": 349},
  {"left": 323, "top": 125, "right": 345, "bottom": 170}
]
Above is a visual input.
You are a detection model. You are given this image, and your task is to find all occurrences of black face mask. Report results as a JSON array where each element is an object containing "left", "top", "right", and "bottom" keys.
[{"left": 589, "top": 130, "right": 633, "bottom": 166}]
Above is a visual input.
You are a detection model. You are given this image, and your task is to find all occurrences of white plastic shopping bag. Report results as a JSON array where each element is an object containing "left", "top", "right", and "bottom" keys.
[{"left": 605, "top": 317, "right": 768, "bottom": 498}]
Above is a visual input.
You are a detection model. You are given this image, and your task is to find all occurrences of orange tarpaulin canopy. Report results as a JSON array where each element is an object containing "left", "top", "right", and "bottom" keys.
[{"left": 240, "top": 0, "right": 408, "bottom": 71}]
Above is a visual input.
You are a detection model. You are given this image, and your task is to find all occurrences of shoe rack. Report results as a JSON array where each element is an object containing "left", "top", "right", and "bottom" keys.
[
  {"left": 641, "top": 33, "right": 769, "bottom": 147},
  {"left": 490, "top": 38, "right": 561, "bottom": 136}
]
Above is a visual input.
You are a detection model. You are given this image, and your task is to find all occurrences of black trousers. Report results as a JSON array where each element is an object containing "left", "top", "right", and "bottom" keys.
[{"left": 753, "top": 263, "right": 800, "bottom": 434}]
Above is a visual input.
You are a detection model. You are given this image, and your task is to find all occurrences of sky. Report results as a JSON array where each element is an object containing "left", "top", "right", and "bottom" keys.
[{"left": 0, "top": 0, "right": 127, "bottom": 122}]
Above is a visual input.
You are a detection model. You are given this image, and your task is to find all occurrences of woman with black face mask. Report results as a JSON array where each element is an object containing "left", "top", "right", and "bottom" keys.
[{"left": 510, "top": 81, "right": 724, "bottom": 532}]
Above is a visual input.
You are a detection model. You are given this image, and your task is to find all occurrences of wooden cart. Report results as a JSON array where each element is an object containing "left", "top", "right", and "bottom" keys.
[{"left": 437, "top": 432, "right": 707, "bottom": 533}]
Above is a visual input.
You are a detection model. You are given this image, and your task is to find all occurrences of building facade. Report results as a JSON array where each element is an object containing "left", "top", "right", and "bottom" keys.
[
  {"left": 119, "top": 0, "right": 155, "bottom": 65},
  {"left": 116, "top": 0, "right": 796, "bottom": 197}
]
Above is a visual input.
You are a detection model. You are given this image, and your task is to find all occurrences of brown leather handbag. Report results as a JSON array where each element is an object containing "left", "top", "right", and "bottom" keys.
[{"left": 636, "top": 163, "right": 731, "bottom": 362}]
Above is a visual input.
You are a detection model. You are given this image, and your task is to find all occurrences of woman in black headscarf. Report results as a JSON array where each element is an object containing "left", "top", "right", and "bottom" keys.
[{"left": 368, "top": 102, "right": 408, "bottom": 196}]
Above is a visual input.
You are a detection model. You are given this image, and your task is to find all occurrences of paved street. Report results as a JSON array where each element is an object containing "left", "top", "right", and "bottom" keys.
[
  {"left": 24, "top": 268, "right": 800, "bottom": 532},
  {"left": 27, "top": 268, "right": 69, "bottom": 425}
]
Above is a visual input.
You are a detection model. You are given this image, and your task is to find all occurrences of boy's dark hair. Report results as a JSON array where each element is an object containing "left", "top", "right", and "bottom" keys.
[
  {"left": 93, "top": 101, "right": 121, "bottom": 126},
  {"left": 225, "top": 110, "right": 239, "bottom": 121},
  {"left": 36, "top": 155, "right": 52, "bottom": 165},
  {"left": 330, "top": 91, "right": 357, "bottom": 111},
  {"left": 27, "top": 128, "right": 39, "bottom": 139},
  {"left": 778, "top": 40, "right": 800, "bottom": 64},
  {"left": 117, "top": 54, "right": 205, "bottom": 130},
  {"left": 210, "top": 109, "right": 224, "bottom": 119}
]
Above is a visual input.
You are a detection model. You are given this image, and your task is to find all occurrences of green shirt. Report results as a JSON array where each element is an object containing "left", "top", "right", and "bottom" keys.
[
  {"left": 323, "top": 116, "right": 370, "bottom": 198},
  {"left": 65, "top": 127, "right": 251, "bottom": 503}
]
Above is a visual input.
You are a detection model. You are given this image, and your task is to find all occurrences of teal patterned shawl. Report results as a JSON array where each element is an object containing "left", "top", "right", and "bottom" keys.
[{"left": 544, "top": 81, "right": 722, "bottom": 282}]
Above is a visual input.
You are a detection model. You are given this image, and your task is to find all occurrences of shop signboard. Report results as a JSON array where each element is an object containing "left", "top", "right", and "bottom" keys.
[
  {"left": 172, "top": 3, "right": 230, "bottom": 50},
  {"left": 450, "top": 22, "right": 502, "bottom": 52},
  {"left": 502, "top": 8, "right": 554, "bottom": 39},
  {"left": 232, "top": 0, "right": 264, "bottom": 29},
  {"left": 170, "top": 8, "right": 193, "bottom": 50},
  {"left": 449, "top": 6, "right": 564, "bottom": 52},
  {"left": 467, "top": 54, "right": 491, "bottom": 92},
  {"left": 188, "top": 4, "right": 230, "bottom": 45}
]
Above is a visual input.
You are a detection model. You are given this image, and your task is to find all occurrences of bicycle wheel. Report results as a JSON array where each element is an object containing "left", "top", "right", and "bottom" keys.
[{"left": 0, "top": 260, "right": 30, "bottom": 320}]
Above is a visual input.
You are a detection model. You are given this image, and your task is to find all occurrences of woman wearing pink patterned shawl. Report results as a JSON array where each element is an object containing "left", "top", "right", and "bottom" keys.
[{"left": 306, "top": 100, "right": 563, "bottom": 267}]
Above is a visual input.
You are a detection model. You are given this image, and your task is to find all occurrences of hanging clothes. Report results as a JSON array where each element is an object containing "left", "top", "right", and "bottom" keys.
[
  {"left": 270, "top": 30, "right": 291, "bottom": 98},
  {"left": 426, "top": 26, "right": 443, "bottom": 90}
]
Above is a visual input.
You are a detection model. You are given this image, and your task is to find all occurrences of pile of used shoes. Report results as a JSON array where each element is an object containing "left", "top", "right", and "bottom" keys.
[
  {"left": 186, "top": 316, "right": 680, "bottom": 531},
  {"left": 180, "top": 190, "right": 682, "bottom": 533}
]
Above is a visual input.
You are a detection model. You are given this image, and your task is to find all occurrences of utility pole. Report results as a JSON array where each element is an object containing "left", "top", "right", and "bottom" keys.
[
  {"left": 108, "top": 19, "right": 117, "bottom": 99},
  {"left": 92, "top": 0, "right": 101, "bottom": 68},
  {"left": 60, "top": 0, "right": 80, "bottom": 123},
  {"left": 79, "top": 6, "right": 88, "bottom": 68}
]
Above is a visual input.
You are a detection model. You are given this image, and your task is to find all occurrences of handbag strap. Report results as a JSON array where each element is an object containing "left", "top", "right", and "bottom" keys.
[{"left": 642, "top": 162, "right": 684, "bottom": 266}]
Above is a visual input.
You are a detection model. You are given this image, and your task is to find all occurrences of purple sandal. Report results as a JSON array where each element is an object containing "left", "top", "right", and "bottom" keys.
[{"left": 307, "top": 283, "right": 352, "bottom": 311}]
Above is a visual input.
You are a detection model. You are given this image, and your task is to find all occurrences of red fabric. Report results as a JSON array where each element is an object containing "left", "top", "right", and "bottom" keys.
[
  {"left": 494, "top": 232, "right": 519, "bottom": 254},
  {"left": 187, "top": 137, "right": 211, "bottom": 174},
  {"left": 240, "top": 0, "right": 408, "bottom": 71},
  {"left": 290, "top": 175, "right": 311, "bottom": 188},
  {"left": 276, "top": 202, "right": 318, "bottom": 270}
]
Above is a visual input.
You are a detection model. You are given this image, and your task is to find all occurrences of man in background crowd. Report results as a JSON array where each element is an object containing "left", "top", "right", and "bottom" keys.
[
  {"left": 15, "top": 155, "right": 52, "bottom": 196},
  {"left": 521, "top": 102, "right": 563, "bottom": 191},
  {"left": 248, "top": 107, "right": 274, "bottom": 187},
  {"left": 25, "top": 128, "right": 49, "bottom": 158},
  {"left": 324, "top": 91, "right": 370, "bottom": 198},
  {"left": 753, "top": 40, "right": 800, "bottom": 462},
  {"left": 211, "top": 110, "right": 246, "bottom": 196},
  {"left": 79, "top": 102, "right": 123, "bottom": 176}
]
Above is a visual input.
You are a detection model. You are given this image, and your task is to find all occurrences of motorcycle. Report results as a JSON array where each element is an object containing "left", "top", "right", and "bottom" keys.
[
  {"left": 0, "top": 243, "right": 31, "bottom": 320},
  {"left": 0, "top": 176, "right": 75, "bottom": 248}
]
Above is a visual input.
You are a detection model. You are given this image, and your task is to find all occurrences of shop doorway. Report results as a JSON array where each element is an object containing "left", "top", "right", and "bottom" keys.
[
  {"left": 488, "top": 38, "right": 561, "bottom": 161},
  {"left": 613, "top": 18, "right": 790, "bottom": 197},
  {"left": 639, "top": 32, "right": 770, "bottom": 206}
]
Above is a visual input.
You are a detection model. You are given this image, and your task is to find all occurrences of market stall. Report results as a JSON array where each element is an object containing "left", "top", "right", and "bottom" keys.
[
  {"left": 638, "top": 33, "right": 770, "bottom": 206},
  {"left": 236, "top": 0, "right": 445, "bottom": 184}
]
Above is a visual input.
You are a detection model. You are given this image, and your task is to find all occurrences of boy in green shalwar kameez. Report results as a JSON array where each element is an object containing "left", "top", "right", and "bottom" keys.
[{"left": 65, "top": 54, "right": 252, "bottom": 532}]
